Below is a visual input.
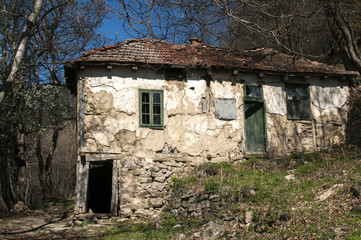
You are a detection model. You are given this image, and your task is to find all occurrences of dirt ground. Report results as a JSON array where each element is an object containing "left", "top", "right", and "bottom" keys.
[{"left": 0, "top": 208, "right": 111, "bottom": 239}]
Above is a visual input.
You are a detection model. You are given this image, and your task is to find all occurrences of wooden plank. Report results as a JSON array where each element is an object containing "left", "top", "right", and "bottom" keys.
[
  {"left": 110, "top": 160, "right": 118, "bottom": 215},
  {"left": 75, "top": 161, "right": 89, "bottom": 214}
]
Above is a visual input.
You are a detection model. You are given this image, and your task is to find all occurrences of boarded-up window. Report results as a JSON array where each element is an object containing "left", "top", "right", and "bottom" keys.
[
  {"left": 214, "top": 98, "right": 237, "bottom": 120},
  {"left": 285, "top": 84, "right": 312, "bottom": 120}
]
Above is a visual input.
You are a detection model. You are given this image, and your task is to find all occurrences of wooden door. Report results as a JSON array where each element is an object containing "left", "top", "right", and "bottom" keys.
[{"left": 245, "top": 101, "right": 266, "bottom": 152}]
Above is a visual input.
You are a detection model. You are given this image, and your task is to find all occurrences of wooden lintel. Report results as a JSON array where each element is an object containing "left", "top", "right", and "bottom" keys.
[
  {"left": 79, "top": 151, "right": 126, "bottom": 161},
  {"left": 153, "top": 155, "right": 189, "bottom": 163}
]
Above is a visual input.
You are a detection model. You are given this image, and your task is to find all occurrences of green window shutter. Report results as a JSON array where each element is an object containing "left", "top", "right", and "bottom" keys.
[
  {"left": 139, "top": 89, "right": 164, "bottom": 128},
  {"left": 285, "top": 84, "right": 312, "bottom": 120}
]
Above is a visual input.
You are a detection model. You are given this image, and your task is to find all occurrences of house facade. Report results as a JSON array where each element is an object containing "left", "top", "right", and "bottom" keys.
[{"left": 65, "top": 38, "right": 358, "bottom": 218}]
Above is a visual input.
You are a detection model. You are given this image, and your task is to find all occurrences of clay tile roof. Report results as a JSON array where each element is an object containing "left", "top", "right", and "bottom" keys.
[{"left": 69, "top": 38, "right": 359, "bottom": 77}]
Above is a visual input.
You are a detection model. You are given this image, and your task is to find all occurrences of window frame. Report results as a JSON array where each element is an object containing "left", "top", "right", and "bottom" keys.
[
  {"left": 285, "top": 83, "right": 312, "bottom": 120},
  {"left": 139, "top": 89, "right": 164, "bottom": 129},
  {"left": 244, "top": 84, "right": 264, "bottom": 102}
]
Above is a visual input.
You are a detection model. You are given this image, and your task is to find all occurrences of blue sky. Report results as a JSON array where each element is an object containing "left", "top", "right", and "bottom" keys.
[{"left": 97, "top": 15, "right": 131, "bottom": 44}]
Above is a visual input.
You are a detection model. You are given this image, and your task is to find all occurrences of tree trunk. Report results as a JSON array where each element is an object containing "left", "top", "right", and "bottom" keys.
[
  {"left": 44, "top": 126, "right": 61, "bottom": 199},
  {"left": 321, "top": 0, "right": 361, "bottom": 73},
  {"left": 0, "top": 139, "right": 16, "bottom": 214},
  {"left": 0, "top": 0, "right": 44, "bottom": 102}
]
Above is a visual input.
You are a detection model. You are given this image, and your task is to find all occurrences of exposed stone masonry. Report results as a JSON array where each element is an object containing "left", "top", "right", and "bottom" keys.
[{"left": 116, "top": 156, "right": 192, "bottom": 219}]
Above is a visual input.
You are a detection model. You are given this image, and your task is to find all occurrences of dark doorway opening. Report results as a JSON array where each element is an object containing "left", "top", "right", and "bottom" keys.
[{"left": 87, "top": 161, "right": 113, "bottom": 213}]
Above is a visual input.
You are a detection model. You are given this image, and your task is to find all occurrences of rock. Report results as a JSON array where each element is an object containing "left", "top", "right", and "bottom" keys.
[
  {"left": 150, "top": 166, "right": 160, "bottom": 172},
  {"left": 164, "top": 171, "right": 173, "bottom": 178},
  {"left": 176, "top": 233, "right": 186, "bottom": 239},
  {"left": 133, "top": 168, "right": 146, "bottom": 176},
  {"left": 317, "top": 184, "right": 344, "bottom": 201},
  {"left": 244, "top": 211, "right": 253, "bottom": 224},
  {"left": 203, "top": 221, "right": 223, "bottom": 240},
  {"left": 119, "top": 168, "right": 128, "bottom": 176},
  {"left": 181, "top": 191, "right": 194, "bottom": 200},
  {"left": 193, "top": 232, "right": 201, "bottom": 238},
  {"left": 152, "top": 182, "right": 166, "bottom": 191},
  {"left": 150, "top": 191, "right": 165, "bottom": 198},
  {"left": 141, "top": 183, "right": 152, "bottom": 190},
  {"left": 152, "top": 171, "right": 164, "bottom": 178},
  {"left": 150, "top": 198, "right": 164, "bottom": 208},
  {"left": 139, "top": 177, "right": 152, "bottom": 183},
  {"left": 285, "top": 174, "right": 295, "bottom": 181},
  {"left": 122, "top": 158, "right": 136, "bottom": 170},
  {"left": 154, "top": 176, "right": 166, "bottom": 183},
  {"left": 350, "top": 180, "right": 361, "bottom": 198},
  {"left": 209, "top": 194, "right": 220, "bottom": 201},
  {"left": 119, "top": 208, "right": 132, "bottom": 217},
  {"left": 159, "top": 164, "right": 168, "bottom": 169}
]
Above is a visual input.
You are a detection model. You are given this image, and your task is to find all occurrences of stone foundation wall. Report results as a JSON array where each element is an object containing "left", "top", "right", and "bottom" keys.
[{"left": 116, "top": 156, "right": 193, "bottom": 219}]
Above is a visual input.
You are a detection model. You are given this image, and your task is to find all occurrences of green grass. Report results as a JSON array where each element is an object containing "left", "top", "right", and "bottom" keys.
[{"left": 96, "top": 144, "right": 361, "bottom": 239}]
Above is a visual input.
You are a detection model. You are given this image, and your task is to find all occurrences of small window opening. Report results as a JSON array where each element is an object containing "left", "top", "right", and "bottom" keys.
[{"left": 285, "top": 84, "right": 312, "bottom": 120}]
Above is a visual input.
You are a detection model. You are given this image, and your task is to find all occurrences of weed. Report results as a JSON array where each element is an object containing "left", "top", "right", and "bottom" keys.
[
  {"left": 199, "top": 161, "right": 236, "bottom": 172},
  {"left": 202, "top": 176, "right": 221, "bottom": 193},
  {"left": 171, "top": 177, "right": 185, "bottom": 190},
  {"left": 347, "top": 229, "right": 361, "bottom": 240}
]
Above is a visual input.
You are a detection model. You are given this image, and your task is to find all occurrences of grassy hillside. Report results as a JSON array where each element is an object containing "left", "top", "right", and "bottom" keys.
[{"left": 101, "top": 144, "right": 361, "bottom": 240}]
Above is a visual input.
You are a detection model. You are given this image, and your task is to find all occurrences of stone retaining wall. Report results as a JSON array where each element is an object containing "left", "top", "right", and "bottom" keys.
[
  {"left": 166, "top": 185, "right": 256, "bottom": 220},
  {"left": 117, "top": 156, "right": 193, "bottom": 219}
]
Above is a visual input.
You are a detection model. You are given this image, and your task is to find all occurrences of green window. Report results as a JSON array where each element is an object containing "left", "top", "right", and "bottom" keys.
[
  {"left": 139, "top": 89, "right": 163, "bottom": 128},
  {"left": 285, "top": 84, "right": 312, "bottom": 120}
]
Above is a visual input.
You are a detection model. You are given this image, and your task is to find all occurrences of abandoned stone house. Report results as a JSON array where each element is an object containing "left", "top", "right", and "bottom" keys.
[{"left": 64, "top": 38, "right": 359, "bottom": 218}]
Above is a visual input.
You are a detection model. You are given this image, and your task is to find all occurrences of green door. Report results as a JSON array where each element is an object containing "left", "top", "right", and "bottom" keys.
[{"left": 245, "top": 101, "right": 266, "bottom": 152}]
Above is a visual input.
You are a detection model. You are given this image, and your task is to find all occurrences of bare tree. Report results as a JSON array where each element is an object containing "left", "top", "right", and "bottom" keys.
[
  {"left": 0, "top": 0, "right": 106, "bottom": 214},
  {"left": 320, "top": 0, "right": 361, "bottom": 72},
  {"left": 110, "top": 0, "right": 361, "bottom": 73}
]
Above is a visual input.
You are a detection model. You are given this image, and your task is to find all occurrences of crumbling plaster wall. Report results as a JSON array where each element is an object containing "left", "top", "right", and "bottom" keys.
[
  {"left": 79, "top": 67, "right": 350, "bottom": 159},
  {"left": 263, "top": 77, "right": 349, "bottom": 154}
]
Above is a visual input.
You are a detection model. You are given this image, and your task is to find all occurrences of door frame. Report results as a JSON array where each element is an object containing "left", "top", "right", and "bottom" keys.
[
  {"left": 243, "top": 84, "right": 268, "bottom": 153},
  {"left": 75, "top": 156, "right": 118, "bottom": 216}
]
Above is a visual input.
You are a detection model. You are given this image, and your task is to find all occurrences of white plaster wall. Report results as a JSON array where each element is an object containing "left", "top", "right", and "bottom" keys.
[
  {"left": 263, "top": 83, "right": 287, "bottom": 115},
  {"left": 310, "top": 78, "right": 349, "bottom": 109},
  {"left": 79, "top": 66, "right": 350, "bottom": 158}
]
